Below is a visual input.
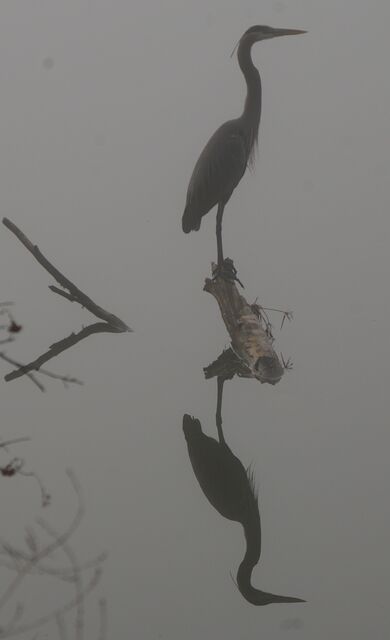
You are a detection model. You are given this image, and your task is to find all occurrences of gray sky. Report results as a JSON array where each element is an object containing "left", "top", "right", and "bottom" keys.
[{"left": 1, "top": 1, "right": 389, "bottom": 637}]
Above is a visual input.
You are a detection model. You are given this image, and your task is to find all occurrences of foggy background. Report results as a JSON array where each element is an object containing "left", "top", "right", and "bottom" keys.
[{"left": 0, "top": 0, "right": 389, "bottom": 637}]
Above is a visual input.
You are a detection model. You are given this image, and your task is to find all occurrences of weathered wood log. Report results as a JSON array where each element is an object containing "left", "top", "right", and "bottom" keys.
[{"left": 204, "top": 264, "right": 284, "bottom": 385}]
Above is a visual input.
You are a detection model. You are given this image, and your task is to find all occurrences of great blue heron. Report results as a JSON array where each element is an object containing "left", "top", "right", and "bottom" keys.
[
  {"left": 182, "top": 25, "right": 306, "bottom": 275},
  {"left": 183, "top": 378, "right": 305, "bottom": 605}
]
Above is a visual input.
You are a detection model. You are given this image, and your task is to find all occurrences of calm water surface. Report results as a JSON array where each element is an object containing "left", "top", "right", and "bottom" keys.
[{"left": 1, "top": 1, "right": 389, "bottom": 638}]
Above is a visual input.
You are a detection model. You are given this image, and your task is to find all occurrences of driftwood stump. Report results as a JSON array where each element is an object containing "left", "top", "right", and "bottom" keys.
[{"left": 204, "top": 265, "right": 284, "bottom": 385}]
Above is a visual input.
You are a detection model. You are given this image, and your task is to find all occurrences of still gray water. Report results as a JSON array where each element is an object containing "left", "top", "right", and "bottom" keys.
[{"left": 1, "top": 1, "right": 389, "bottom": 638}]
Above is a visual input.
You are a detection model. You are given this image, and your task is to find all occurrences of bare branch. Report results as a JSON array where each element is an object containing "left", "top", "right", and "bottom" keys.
[
  {"left": 2, "top": 217, "right": 132, "bottom": 384},
  {"left": 0, "top": 469, "right": 84, "bottom": 612},
  {"left": 0, "top": 437, "right": 30, "bottom": 450},
  {"left": 49, "top": 286, "right": 79, "bottom": 303},
  {"left": 0, "top": 566, "right": 102, "bottom": 638},
  {"left": 37, "top": 518, "right": 84, "bottom": 640},
  {"left": 0, "top": 353, "right": 46, "bottom": 391},
  {"left": 0, "top": 603, "right": 24, "bottom": 636},
  {"left": 56, "top": 613, "right": 69, "bottom": 640},
  {"left": 0, "top": 351, "right": 84, "bottom": 389},
  {"left": 97, "top": 598, "right": 108, "bottom": 640},
  {"left": 34, "top": 369, "right": 83, "bottom": 387},
  {"left": 2, "top": 218, "right": 131, "bottom": 332},
  {"left": 24, "top": 528, "right": 39, "bottom": 556},
  {"left": 18, "top": 470, "right": 51, "bottom": 508},
  {"left": 0, "top": 550, "right": 107, "bottom": 583},
  {"left": 0, "top": 468, "right": 106, "bottom": 638},
  {"left": 3, "top": 324, "right": 113, "bottom": 383},
  {"left": 0, "top": 339, "right": 15, "bottom": 347}
]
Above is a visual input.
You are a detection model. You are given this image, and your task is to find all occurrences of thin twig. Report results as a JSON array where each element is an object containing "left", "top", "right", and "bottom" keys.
[
  {"left": 30, "top": 368, "right": 83, "bottom": 387},
  {"left": 0, "top": 603, "right": 24, "bottom": 635},
  {"left": 24, "top": 527, "right": 39, "bottom": 556},
  {"left": 280, "top": 352, "right": 294, "bottom": 371},
  {"left": 56, "top": 613, "right": 69, "bottom": 640},
  {"left": 97, "top": 598, "right": 108, "bottom": 640},
  {"left": 0, "top": 567, "right": 102, "bottom": 638},
  {"left": 18, "top": 470, "right": 51, "bottom": 507},
  {"left": 0, "top": 550, "right": 107, "bottom": 583},
  {"left": 0, "top": 468, "right": 105, "bottom": 636},
  {"left": 0, "top": 469, "right": 84, "bottom": 612},
  {"left": 3, "top": 323, "right": 120, "bottom": 383},
  {"left": 49, "top": 286, "right": 78, "bottom": 303},
  {"left": 37, "top": 518, "right": 84, "bottom": 640},
  {"left": 0, "top": 353, "right": 45, "bottom": 391},
  {"left": 0, "top": 437, "right": 30, "bottom": 450},
  {"left": 0, "top": 351, "right": 83, "bottom": 389},
  {"left": 254, "top": 301, "right": 293, "bottom": 330}
]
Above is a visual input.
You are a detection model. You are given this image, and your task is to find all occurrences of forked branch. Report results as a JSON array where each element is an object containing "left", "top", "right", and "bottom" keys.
[
  {"left": 2, "top": 218, "right": 132, "bottom": 383},
  {"left": 0, "top": 470, "right": 106, "bottom": 639}
]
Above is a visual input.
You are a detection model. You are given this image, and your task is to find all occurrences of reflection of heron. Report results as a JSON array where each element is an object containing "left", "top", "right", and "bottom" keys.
[
  {"left": 182, "top": 26, "right": 306, "bottom": 273},
  {"left": 183, "top": 378, "right": 304, "bottom": 605}
]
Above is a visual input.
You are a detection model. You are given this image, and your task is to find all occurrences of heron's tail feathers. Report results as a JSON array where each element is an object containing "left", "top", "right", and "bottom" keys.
[{"left": 182, "top": 205, "right": 201, "bottom": 233}]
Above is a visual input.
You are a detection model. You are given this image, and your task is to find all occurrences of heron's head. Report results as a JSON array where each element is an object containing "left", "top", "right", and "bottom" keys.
[
  {"left": 241, "top": 25, "right": 306, "bottom": 45},
  {"left": 183, "top": 414, "right": 202, "bottom": 441}
]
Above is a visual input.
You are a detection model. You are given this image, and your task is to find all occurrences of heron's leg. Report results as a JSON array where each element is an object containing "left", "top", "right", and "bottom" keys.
[
  {"left": 216, "top": 203, "right": 225, "bottom": 267},
  {"left": 214, "top": 204, "right": 244, "bottom": 286},
  {"left": 216, "top": 376, "right": 226, "bottom": 445}
]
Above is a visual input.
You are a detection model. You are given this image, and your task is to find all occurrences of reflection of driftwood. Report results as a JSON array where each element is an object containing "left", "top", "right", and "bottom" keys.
[
  {"left": 204, "top": 347, "right": 252, "bottom": 380},
  {"left": 204, "top": 265, "right": 284, "bottom": 385},
  {"left": 2, "top": 218, "right": 132, "bottom": 384},
  {"left": 0, "top": 470, "right": 107, "bottom": 639}
]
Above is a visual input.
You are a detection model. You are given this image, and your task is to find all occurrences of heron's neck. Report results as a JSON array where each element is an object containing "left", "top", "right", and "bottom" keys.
[
  {"left": 237, "top": 39, "right": 262, "bottom": 156},
  {"left": 236, "top": 509, "right": 304, "bottom": 606},
  {"left": 236, "top": 509, "right": 262, "bottom": 601}
]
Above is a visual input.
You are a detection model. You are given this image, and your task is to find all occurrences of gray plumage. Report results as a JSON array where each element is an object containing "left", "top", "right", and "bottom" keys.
[
  {"left": 182, "top": 122, "right": 249, "bottom": 233},
  {"left": 183, "top": 406, "right": 305, "bottom": 605},
  {"left": 182, "top": 25, "right": 306, "bottom": 263}
]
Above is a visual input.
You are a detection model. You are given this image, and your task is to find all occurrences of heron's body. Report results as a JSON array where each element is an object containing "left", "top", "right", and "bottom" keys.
[
  {"left": 183, "top": 121, "right": 248, "bottom": 233},
  {"left": 182, "top": 25, "right": 306, "bottom": 267}
]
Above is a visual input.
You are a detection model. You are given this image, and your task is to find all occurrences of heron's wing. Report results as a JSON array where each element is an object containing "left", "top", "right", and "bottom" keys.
[
  {"left": 186, "top": 432, "right": 255, "bottom": 522},
  {"left": 186, "top": 123, "right": 248, "bottom": 215}
]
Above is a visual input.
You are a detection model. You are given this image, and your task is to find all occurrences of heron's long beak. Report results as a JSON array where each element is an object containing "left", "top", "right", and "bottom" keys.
[{"left": 268, "top": 28, "right": 307, "bottom": 38}]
